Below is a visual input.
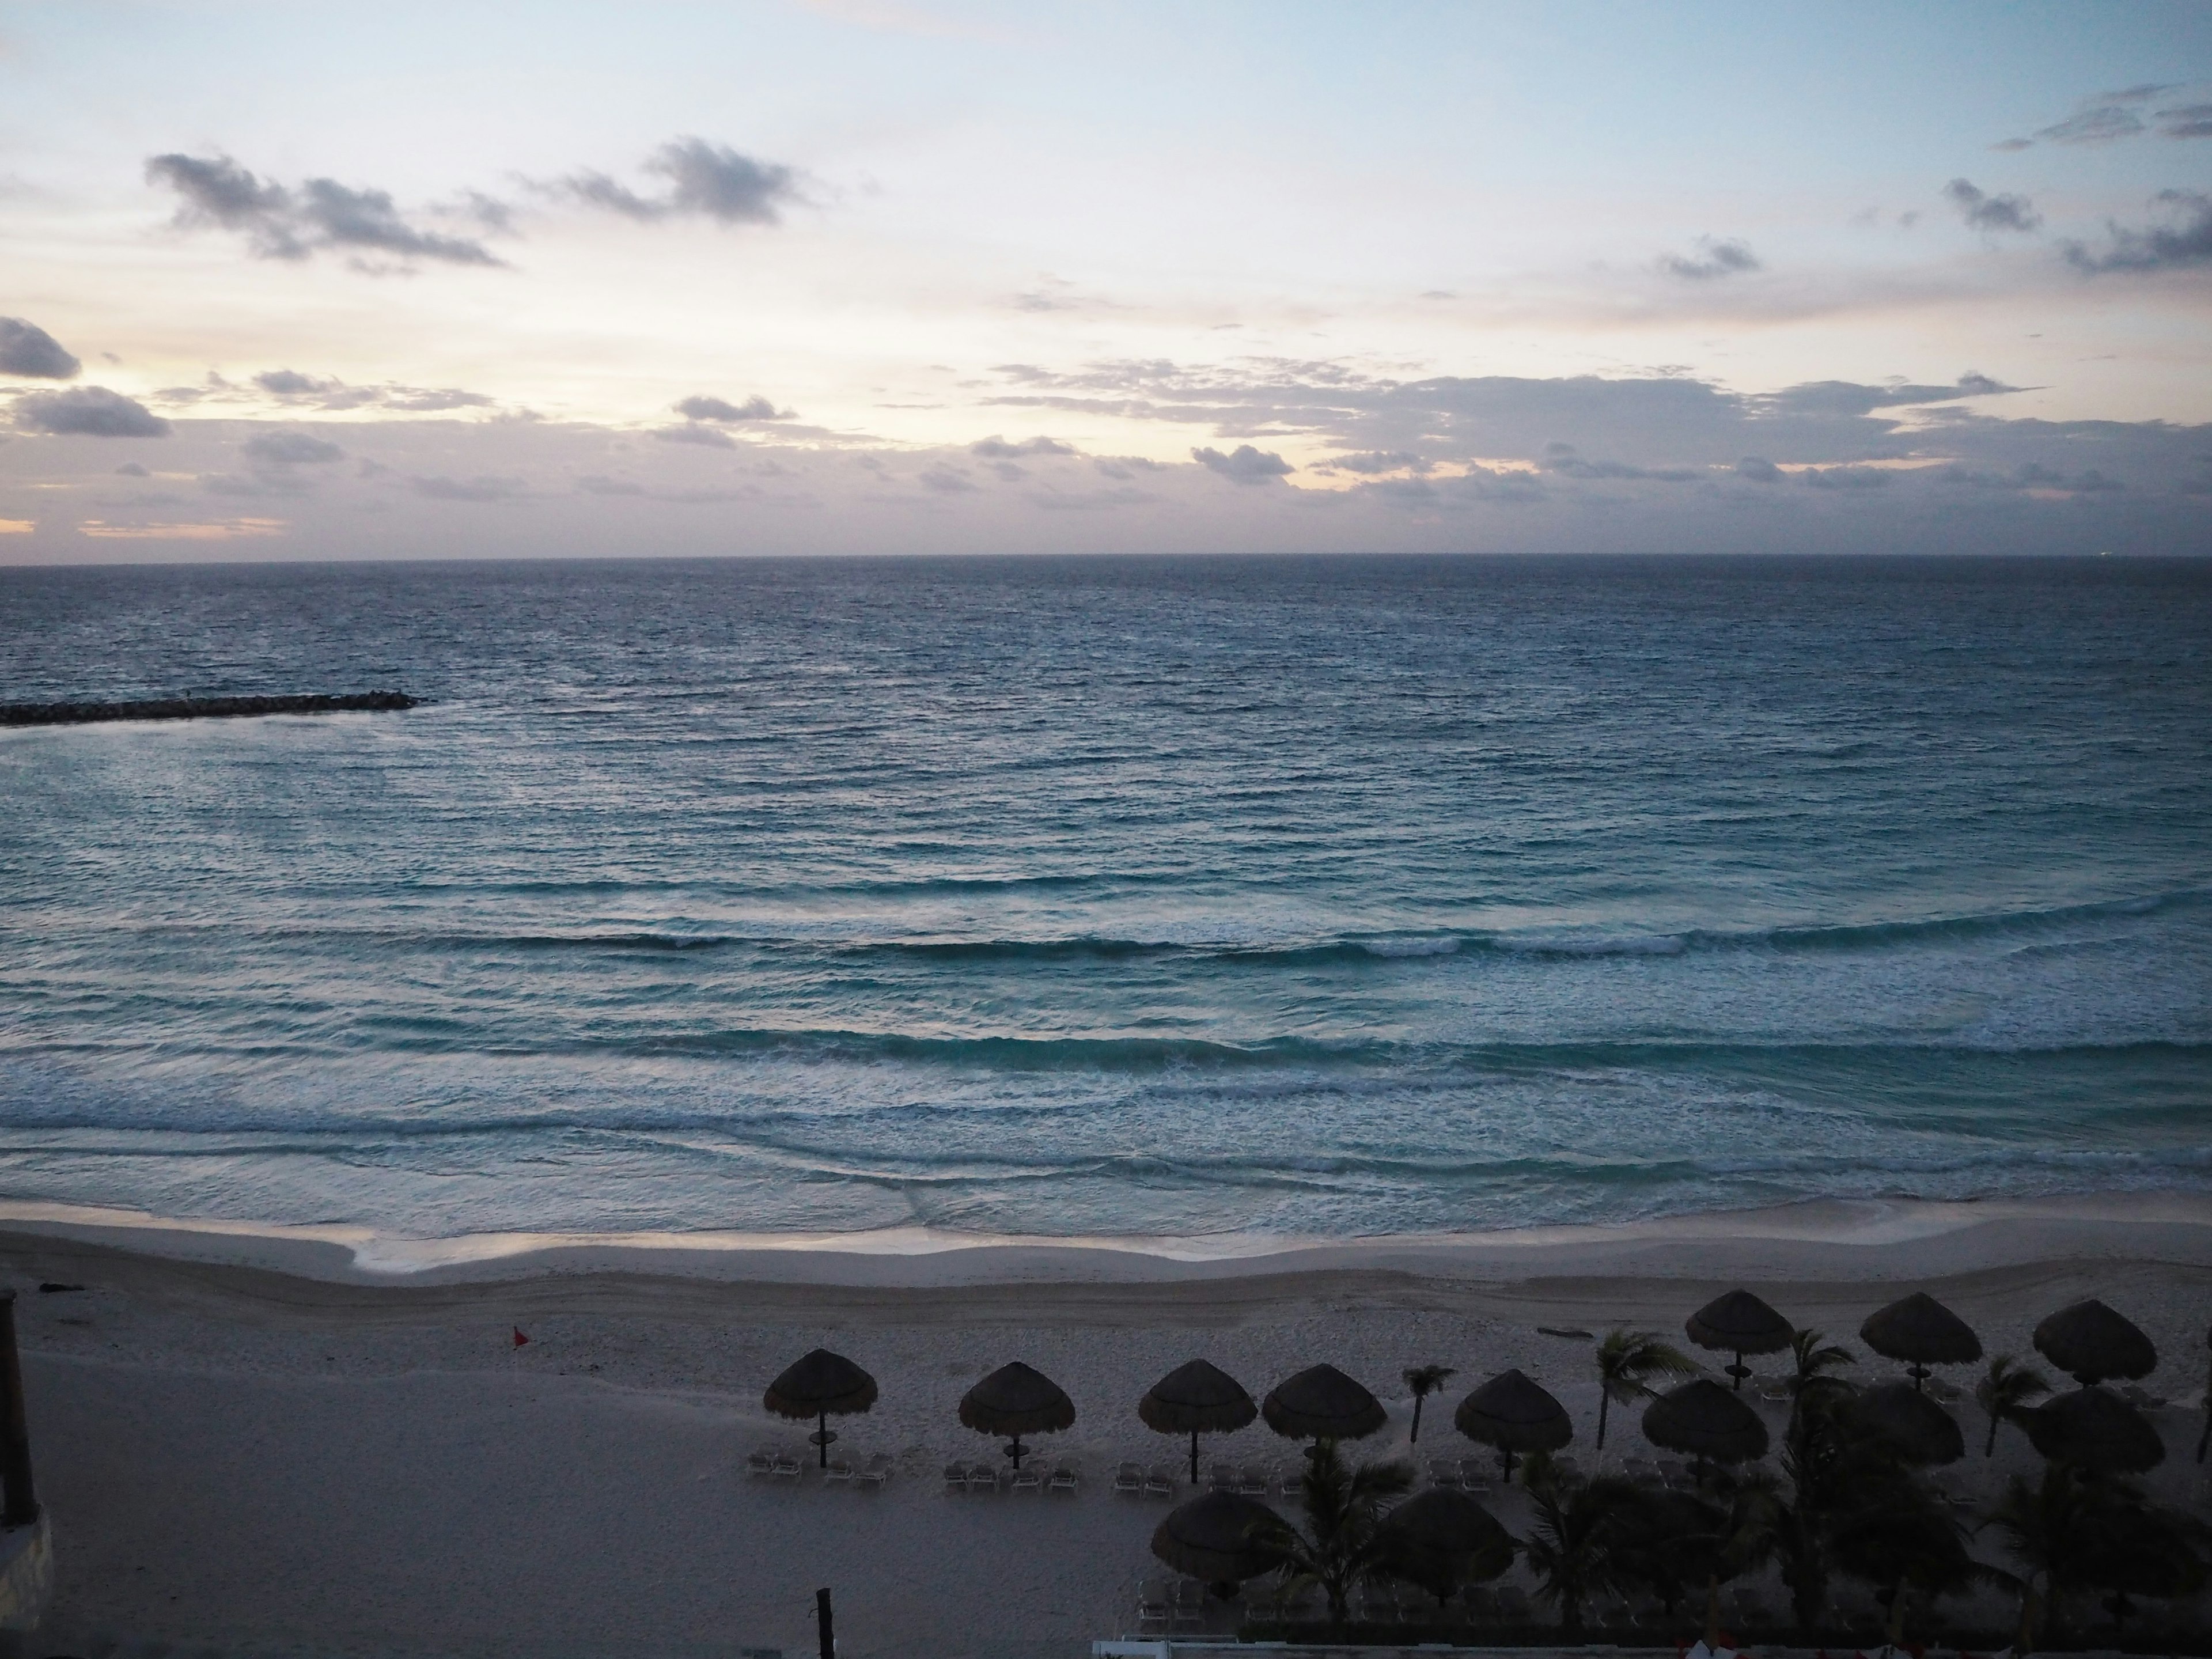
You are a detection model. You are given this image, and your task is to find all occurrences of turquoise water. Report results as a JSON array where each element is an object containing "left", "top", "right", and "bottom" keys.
[{"left": 0, "top": 554, "right": 2206, "bottom": 1240}]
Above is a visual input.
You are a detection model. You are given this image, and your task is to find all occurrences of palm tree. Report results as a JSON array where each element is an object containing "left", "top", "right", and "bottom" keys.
[
  {"left": 1828, "top": 1476, "right": 1979, "bottom": 1650},
  {"left": 1517, "top": 1450, "right": 1640, "bottom": 1634},
  {"left": 1985, "top": 1463, "right": 2211, "bottom": 1647},
  {"left": 1403, "top": 1363, "right": 1455, "bottom": 1445},
  {"left": 1592, "top": 1328, "right": 1698, "bottom": 1450},
  {"left": 1786, "top": 1326, "right": 1855, "bottom": 1404},
  {"left": 1254, "top": 1437, "right": 1414, "bottom": 1627},
  {"left": 1974, "top": 1354, "right": 2050, "bottom": 1458}
]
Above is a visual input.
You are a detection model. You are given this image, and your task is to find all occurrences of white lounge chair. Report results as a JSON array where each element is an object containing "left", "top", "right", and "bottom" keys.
[
  {"left": 1048, "top": 1461, "right": 1079, "bottom": 1493},
  {"left": 1206, "top": 1460, "right": 1236, "bottom": 1491},
  {"left": 770, "top": 1449, "right": 802, "bottom": 1481},
  {"left": 1237, "top": 1464, "right": 1269, "bottom": 1496},
  {"left": 858, "top": 1452, "right": 893, "bottom": 1487},
  {"left": 1136, "top": 1580, "right": 1171, "bottom": 1632},
  {"left": 944, "top": 1460, "right": 969, "bottom": 1493},
  {"left": 1143, "top": 1464, "right": 1173, "bottom": 1498},
  {"left": 967, "top": 1462, "right": 1001, "bottom": 1494},
  {"left": 1112, "top": 1460, "right": 1143, "bottom": 1495},
  {"left": 824, "top": 1455, "right": 855, "bottom": 1482},
  {"left": 1426, "top": 1456, "right": 1461, "bottom": 1489},
  {"left": 1172, "top": 1579, "right": 1206, "bottom": 1629},
  {"left": 745, "top": 1446, "right": 775, "bottom": 1478},
  {"left": 1010, "top": 1463, "right": 1043, "bottom": 1493}
]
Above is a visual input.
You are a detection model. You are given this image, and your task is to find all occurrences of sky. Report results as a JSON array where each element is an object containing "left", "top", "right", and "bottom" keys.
[{"left": 3, "top": 0, "right": 2211, "bottom": 563}]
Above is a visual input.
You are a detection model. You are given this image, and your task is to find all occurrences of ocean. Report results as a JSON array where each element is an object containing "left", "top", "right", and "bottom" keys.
[{"left": 1, "top": 553, "right": 2206, "bottom": 1245}]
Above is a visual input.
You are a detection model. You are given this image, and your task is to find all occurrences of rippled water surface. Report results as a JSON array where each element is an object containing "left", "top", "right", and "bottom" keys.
[{"left": 1, "top": 554, "right": 2207, "bottom": 1239}]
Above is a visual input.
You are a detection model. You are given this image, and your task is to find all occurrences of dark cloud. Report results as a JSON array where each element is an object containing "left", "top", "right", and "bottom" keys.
[
  {"left": 412, "top": 474, "right": 523, "bottom": 501},
  {"left": 243, "top": 431, "right": 344, "bottom": 465},
  {"left": 1800, "top": 465, "right": 1894, "bottom": 490},
  {"left": 1939, "top": 462, "right": 2123, "bottom": 493},
  {"left": 917, "top": 465, "right": 978, "bottom": 493},
  {"left": 653, "top": 423, "right": 737, "bottom": 448},
  {"left": 2038, "top": 105, "right": 2146, "bottom": 145},
  {"left": 0, "top": 317, "right": 81, "bottom": 379},
  {"left": 1944, "top": 178, "right": 2042, "bottom": 233},
  {"left": 115, "top": 461, "right": 150, "bottom": 477},
  {"left": 1327, "top": 450, "right": 1427, "bottom": 475},
  {"left": 255, "top": 369, "right": 325, "bottom": 396},
  {"left": 1735, "top": 456, "right": 1783, "bottom": 483},
  {"left": 1756, "top": 374, "right": 2019, "bottom": 418},
  {"left": 12, "top": 385, "right": 171, "bottom": 437},
  {"left": 970, "top": 434, "right": 1074, "bottom": 457},
  {"left": 1659, "top": 237, "right": 1761, "bottom": 281},
  {"left": 675, "top": 394, "right": 790, "bottom": 422},
  {"left": 2065, "top": 190, "right": 2212, "bottom": 272},
  {"left": 146, "top": 153, "right": 502, "bottom": 268},
  {"left": 558, "top": 138, "right": 800, "bottom": 226},
  {"left": 576, "top": 475, "right": 648, "bottom": 497},
  {"left": 2156, "top": 102, "right": 2212, "bottom": 140},
  {"left": 251, "top": 370, "right": 494, "bottom": 413},
  {"left": 1192, "top": 444, "right": 1293, "bottom": 483},
  {"left": 1540, "top": 442, "right": 1698, "bottom": 482}
]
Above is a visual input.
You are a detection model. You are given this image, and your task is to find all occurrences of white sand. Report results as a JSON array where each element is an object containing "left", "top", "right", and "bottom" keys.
[{"left": 8, "top": 1194, "right": 2211, "bottom": 1658}]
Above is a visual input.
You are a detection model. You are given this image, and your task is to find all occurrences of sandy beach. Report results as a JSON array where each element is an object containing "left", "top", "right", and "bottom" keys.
[{"left": 9, "top": 1194, "right": 2211, "bottom": 1658}]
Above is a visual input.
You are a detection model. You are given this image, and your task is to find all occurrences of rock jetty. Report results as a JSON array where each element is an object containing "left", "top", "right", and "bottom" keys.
[{"left": 1, "top": 691, "right": 419, "bottom": 727}]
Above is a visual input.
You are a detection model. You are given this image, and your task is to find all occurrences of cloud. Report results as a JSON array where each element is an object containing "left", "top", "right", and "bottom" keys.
[
  {"left": 146, "top": 153, "right": 502, "bottom": 269},
  {"left": 1939, "top": 461, "right": 2123, "bottom": 494},
  {"left": 558, "top": 137, "right": 800, "bottom": 226},
  {"left": 243, "top": 431, "right": 344, "bottom": 465},
  {"left": 76, "top": 516, "right": 284, "bottom": 541},
  {"left": 969, "top": 434, "right": 1074, "bottom": 458},
  {"left": 115, "top": 461, "right": 149, "bottom": 477},
  {"left": 576, "top": 475, "right": 648, "bottom": 496},
  {"left": 1756, "top": 374, "right": 2020, "bottom": 417},
  {"left": 1800, "top": 465, "right": 1894, "bottom": 490},
  {"left": 916, "top": 465, "right": 978, "bottom": 492},
  {"left": 245, "top": 369, "right": 494, "bottom": 414},
  {"left": 652, "top": 422, "right": 737, "bottom": 448},
  {"left": 674, "top": 393, "right": 790, "bottom": 422},
  {"left": 1326, "top": 450, "right": 1427, "bottom": 475},
  {"left": 2038, "top": 104, "right": 2147, "bottom": 145},
  {"left": 1540, "top": 442, "right": 1698, "bottom": 482},
  {"left": 1735, "top": 456, "right": 1783, "bottom": 482},
  {"left": 1659, "top": 237, "right": 1761, "bottom": 281},
  {"left": 13, "top": 385, "right": 171, "bottom": 437},
  {"left": 411, "top": 474, "right": 522, "bottom": 501},
  {"left": 255, "top": 369, "right": 325, "bottom": 396},
  {"left": 2156, "top": 102, "right": 2212, "bottom": 140},
  {"left": 0, "top": 317, "right": 81, "bottom": 379},
  {"left": 1192, "top": 444, "right": 1293, "bottom": 484},
  {"left": 1943, "top": 179, "right": 2041, "bottom": 233},
  {"left": 2065, "top": 190, "right": 2212, "bottom": 273}
]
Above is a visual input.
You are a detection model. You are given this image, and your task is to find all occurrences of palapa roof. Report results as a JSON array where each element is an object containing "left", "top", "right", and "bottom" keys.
[
  {"left": 1261, "top": 1363, "right": 1387, "bottom": 1442},
  {"left": 1851, "top": 1380, "right": 1965, "bottom": 1465},
  {"left": 1139, "top": 1359, "right": 1257, "bottom": 1435},
  {"left": 2026, "top": 1385, "right": 2166, "bottom": 1473},
  {"left": 1860, "top": 1293, "right": 1983, "bottom": 1368},
  {"left": 1150, "top": 1490, "right": 1286, "bottom": 1584},
  {"left": 2033, "top": 1298, "right": 2158, "bottom": 1385},
  {"left": 1453, "top": 1368, "right": 1573, "bottom": 1453},
  {"left": 763, "top": 1348, "right": 878, "bottom": 1419},
  {"left": 1379, "top": 1487, "right": 1511, "bottom": 1556},
  {"left": 959, "top": 1361, "right": 1076, "bottom": 1436},
  {"left": 1641, "top": 1378, "right": 1770, "bottom": 1463},
  {"left": 1684, "top": 1289, "right": 1794, "bottom": 1357}
]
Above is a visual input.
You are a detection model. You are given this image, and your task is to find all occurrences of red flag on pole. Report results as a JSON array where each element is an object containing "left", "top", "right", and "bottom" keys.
[{"left": 512, "top": 1326, "right": 530, "bottom": 1347}]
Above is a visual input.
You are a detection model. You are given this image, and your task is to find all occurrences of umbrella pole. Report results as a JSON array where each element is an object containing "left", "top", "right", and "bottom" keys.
[
  {"left": 819, "top": 1409, "right": 828, "bottom": 1469},
  {"left": 1190, "top": 1429, "right": 1200, "bottom": 1485}
]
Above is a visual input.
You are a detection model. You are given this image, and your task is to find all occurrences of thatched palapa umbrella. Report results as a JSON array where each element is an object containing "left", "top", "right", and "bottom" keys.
[
  {"left": 1262, "top": 1364, "right": 1387, "bottom": 1449},
  {"left": 1151, "top": 1490, "right": 1285, "bottom": 1593},
  {"left": 2033, "top": 1299, "right": 2158, "bottom": 1386},
  {"left": 960, "top": 1361, "right": 1075, "bottom": 1470},
  {"left": 1377, "top": 1487, "right": 1513, "bottom": 1609},
  {"left": 1852, "top": 1380, "right": 1965, "bottom": 1465},
  {"left": 1141, "top": 1358, "right": 1257, "bottom": 1484},
  {"left": 2027, "top": 1385, "right": 2165, "bottom": 1474},
  {"left": 1861, "top": 1292, "right": 1982, "bottom": 1391},
  {"left": 764, "top": 1347, "right": 878, "bottom": 1468},
  {"left": 1453, "top": 1368, "right": 1571, "bottom": 1479},
  {"left": 1642, "top": 1378, "right": 1769, "bottom": 1471},
  {"left": 1685, "top": 1289, "right": 1793, "bottom": 1390}
]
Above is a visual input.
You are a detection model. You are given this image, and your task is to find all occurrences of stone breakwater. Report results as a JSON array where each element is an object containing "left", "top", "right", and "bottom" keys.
[{"left": 0, "top": 691, "right": 418, "bottom": 726}]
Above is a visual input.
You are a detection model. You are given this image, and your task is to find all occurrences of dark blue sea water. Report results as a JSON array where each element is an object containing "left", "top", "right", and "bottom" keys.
[{"left": 1, "top": 554, "right": 2206, "bottom": 1243}]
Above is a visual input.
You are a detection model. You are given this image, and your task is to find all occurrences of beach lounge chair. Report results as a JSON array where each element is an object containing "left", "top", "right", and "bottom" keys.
[
  {"left": 1206, "top": 1460, "right": 1236, "bottom": 1491},
  {"left": 1426, "top": 1455, "right": 1462, "bottom": 1489},
  {"left": 1136, "top": 1580, "right": 1171, "bottom": 1632},
  {"left": 1278, "top": 1464, "right": 1304, "bottom": 1497},
  {"left": 824, "top": 1455, "right": 855, "bottom": 1483},
  {"left": 858, "top": 1452, "right": 893, "bottom": 1487},
  {"left": 770, "top": 1449, "right": 803, "bottom": 1481},
  {"left": 967, "top": 1462, "right": 1001, "bottom": 1494},
  {"left": 1759, "top": 1384, "right": 1791, "bottom": 1403},
  {"left": 1236, "top": 1463, "right": 1268, "bottom": 1496},
  {"left": 944, "top": 1460, "right": 970, "bottom": 1493},
  {"left": 1143, "top": 1464, "right": 1173, "bottom": 1498},
  {"left": 1112, "top": 1460, "right": 1143, "bottom": 1495},
  {"left": 745, "top": 1446, "right": 775, "bottom": 1478},
  {"left": 1048, "top": 1460, "right": 1078, "bottom": 1493},
  {"left": 1457, "top": 1458, "right": 1493, "bottom": 1494},
  {"left": 1010, "top": 1462, "right": 1043, "bottom": 1493},
  {"left": 1171, "top": 1578, "right": 1206, "bottom": 1629}
]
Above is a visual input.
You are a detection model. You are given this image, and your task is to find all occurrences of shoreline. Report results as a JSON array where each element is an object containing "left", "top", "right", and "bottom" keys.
[{"left": 5, "top": 1187, "right": 2211, "bottom": 1289}]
